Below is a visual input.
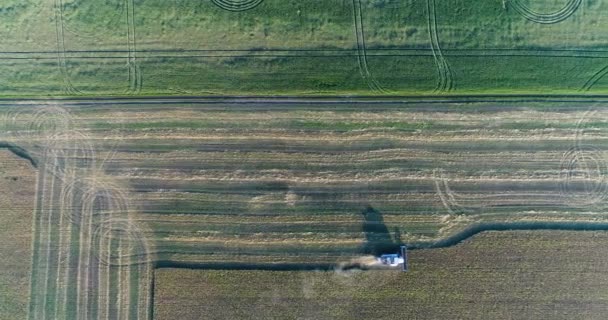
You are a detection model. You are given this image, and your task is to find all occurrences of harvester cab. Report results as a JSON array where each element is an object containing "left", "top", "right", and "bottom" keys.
[{"left": 377, "top": 245, "right": 408, "bottom": 272}]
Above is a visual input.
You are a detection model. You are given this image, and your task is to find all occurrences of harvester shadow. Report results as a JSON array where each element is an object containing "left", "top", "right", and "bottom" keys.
[{"left": 360, "top": 206, "right": 403, "bottom": 256}]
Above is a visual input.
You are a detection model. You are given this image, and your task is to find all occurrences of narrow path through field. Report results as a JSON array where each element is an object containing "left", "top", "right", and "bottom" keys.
[
  {"left": 351, "top": 0, "right": 386, "bottom": 93},
  {"left": 427, "top": 0, "right": 453, "bottom": 93}
]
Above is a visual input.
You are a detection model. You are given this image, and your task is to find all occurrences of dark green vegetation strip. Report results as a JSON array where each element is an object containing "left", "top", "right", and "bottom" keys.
[{"left": 2, "top": 1, "right": 608, "bottom": 96}]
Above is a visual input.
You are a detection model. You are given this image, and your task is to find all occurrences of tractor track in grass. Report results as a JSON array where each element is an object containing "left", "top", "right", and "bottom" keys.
[
  {"left": 211, "top": 0, "right": 264, "bottom": 12},
  {"left": 559, "top": 146, "right": 608, "bottom": 208},
  {"left": 508, "top": 0, "right": 582, "bottom": 24},
  {"left": 125, "top": 0, "right": 141, "bottom": 94},
  {"left": 427, "top": 0, "right": 453, "bottom": 93},
  {"left": 61, "top": 0, "right": 125, "bottom": 42},
  {"left": 53, "top": 0, "right": 81, "bottom": 94},
  {"left": 94, "top": 218, "right": 153, "bottom": 319},
  {"left": 53, "top": 0, "right": 142, "bottom": 95},
  {"left": 1, "top": 105, "right": 154, "bottom": 320},
  {"left": 21, "top": 107, "right": 74, "bottom": 320},
  {"left": 76, "top": 179, "right": 147, "bottom": 319},
  {"left": 37, "top": 157, "right": 59, "bottom": 320},
  {"left": 582, "top": 65, "right": 608, "bottom": 91},
  {"left": 559, "top": 107, "right": 608, "bottom": 208},
  {"left": 352, "top": 0, "right": 387, "bottom": 93}
]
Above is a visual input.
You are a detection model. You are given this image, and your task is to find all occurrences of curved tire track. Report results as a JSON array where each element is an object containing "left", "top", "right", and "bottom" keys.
[
  {"left": 427, "top": 0, "right": 453, "bottom": 93},
  {"left": 211, "top": 0, "right": 264, "bottom": 11},
  {"left": 582, "top": 65, "right": 608, "bottom": 92},
  {"left": 509, "top": 0, "right": 582, "bottom": 24},
  {"left": 352, "top": 0, "right": 387, "bottom": 93},
  {"left": 53, "top": 0, "right": 142, "bottom": 95}
]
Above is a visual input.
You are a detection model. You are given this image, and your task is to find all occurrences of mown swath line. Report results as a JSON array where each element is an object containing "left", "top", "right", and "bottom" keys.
[
  {"left": 78, "top": 186, "right": 111, "bottom": 319},
  {"left": 352, "top": 0, "right": 386, "bottom": 93},
  {"left": 39, "top": 158, "right": 58, "bottom": 320},
  {"left": 53, "top": 169, "right": 75, "bottom": 320},
  {"left": 27, "top": 158, "right": 46, "bottom": 320},
  {"left": 75, "top": 188, "right": 95, "bottom": 320},
  {"left": 37, "top": 156, "right": 61, "bottom": 320},
  {"left": 108, "top": 264, "right": 120, "bottom": 320},
  {"left": 427, "top": 0, "right": 453, "bottom": 93},
  {"left": 64, "top": 184, "right": 84, "bottom": 320},
  {"left": 128, "top": 265, "right": 140, "bottom": 320},
  {"left": 509, "top": 0, "right": 582, "bottom": 24},
  {"left": 89, "top": 186, "right": 152, "bottom": 319}
]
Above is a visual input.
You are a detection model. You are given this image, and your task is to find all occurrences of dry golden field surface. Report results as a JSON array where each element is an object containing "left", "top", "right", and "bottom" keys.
[{"left": 3, "top": 97, "right": 608, "bottom": 319}]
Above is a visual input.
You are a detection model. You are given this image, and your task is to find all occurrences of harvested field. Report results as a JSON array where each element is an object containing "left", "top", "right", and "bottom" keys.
[
  {"left": 3, "top": 97, "right": 608, "bottom": 318},
  {"left": 154, "top": 230, "right": 608, "bottom": 320},
  {"left": 0, "top": 150, "right": 36, "bottom": 319},
  {"left": 4, "top": 98, "right": 608, "bottom": 264}
]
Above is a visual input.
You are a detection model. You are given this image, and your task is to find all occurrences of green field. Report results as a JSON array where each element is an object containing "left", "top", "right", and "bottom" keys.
[
  {"left": 2, "top": 0, "right": 608, "bottom": 96},
  {"left": 154, "top": 230, "right": 608, "bottom": 320}
]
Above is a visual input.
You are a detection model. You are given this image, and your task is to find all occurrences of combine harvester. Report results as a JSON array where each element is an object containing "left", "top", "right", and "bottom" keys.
[{"left": 376, "top": 246, "right": 408, "bottom": 272}]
